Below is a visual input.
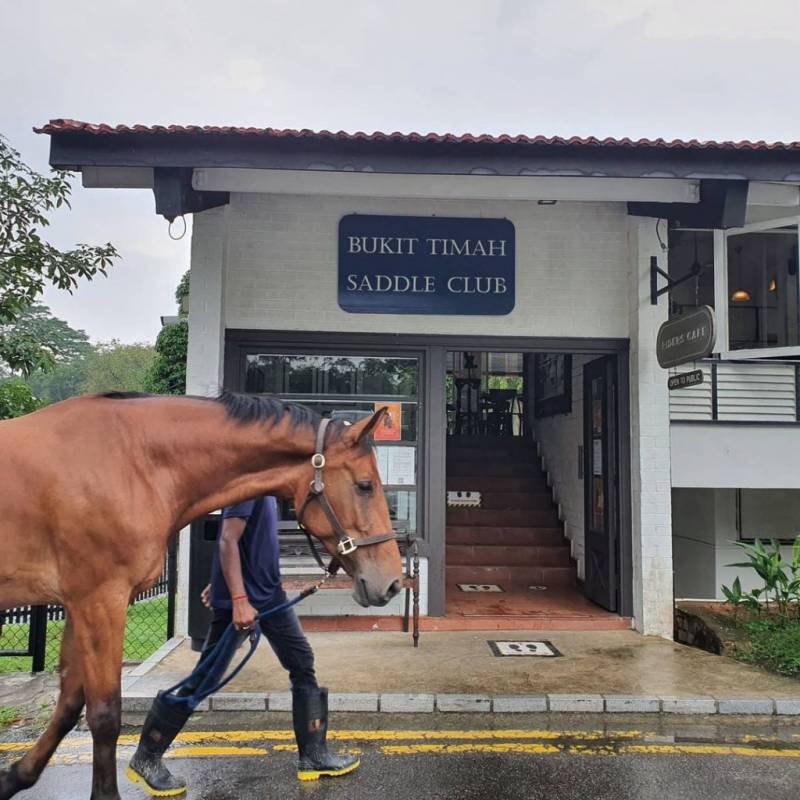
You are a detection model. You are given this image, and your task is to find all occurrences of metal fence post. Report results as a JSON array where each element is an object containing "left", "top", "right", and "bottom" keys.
[
  {"left": 166, "top": 541, "right": 178, "bottom": 640},
  {"left": 29, "top": 606, "right": 48, "bottom": 673}
]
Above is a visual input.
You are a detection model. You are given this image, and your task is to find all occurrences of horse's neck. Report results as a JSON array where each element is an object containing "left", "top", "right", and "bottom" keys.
[{"left": 149, "top": 399, "right": 314, "bottom": 528}]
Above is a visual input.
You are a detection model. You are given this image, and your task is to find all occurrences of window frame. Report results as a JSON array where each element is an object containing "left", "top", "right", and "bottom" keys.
[{"left": 719, "top": 215, "right": 800, "bottom": 359}]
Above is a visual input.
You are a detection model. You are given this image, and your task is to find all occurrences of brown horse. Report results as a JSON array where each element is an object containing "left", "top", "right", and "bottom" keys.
[{"left": 0, "top": 391, "right": 402, "bottom": 800}]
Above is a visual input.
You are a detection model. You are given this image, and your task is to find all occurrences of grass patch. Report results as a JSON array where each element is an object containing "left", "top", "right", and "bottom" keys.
[
  {"left": 0, "top": 706, "right": 24, "bottom": 730},
  {"left": 733, "top": 615, "right": 800, "bottom": 678},
  {"left": 0, "top": 596, "right": 168, "bottom": 674}
]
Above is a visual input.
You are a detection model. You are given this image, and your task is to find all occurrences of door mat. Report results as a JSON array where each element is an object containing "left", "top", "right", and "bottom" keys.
[
  {"left": 457, "top": 584, "right": 504, "bottom": 593},
  {"left": 487, "top": 640, "right": 563, "bottom": 657}
]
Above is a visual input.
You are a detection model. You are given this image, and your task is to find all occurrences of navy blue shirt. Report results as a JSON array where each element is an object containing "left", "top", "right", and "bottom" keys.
[{"left": 210, "top": 496, "right": 284, "bottom": 610}]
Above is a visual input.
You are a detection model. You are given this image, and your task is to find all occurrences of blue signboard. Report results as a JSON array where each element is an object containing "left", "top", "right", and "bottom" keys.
[{"left": 338, "top": 214, "right": 515, "bottom": 315}]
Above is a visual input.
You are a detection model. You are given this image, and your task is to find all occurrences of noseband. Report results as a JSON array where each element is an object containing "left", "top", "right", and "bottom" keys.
[{"left": 296, "top": 417, "right": 395, "bottom": 575}]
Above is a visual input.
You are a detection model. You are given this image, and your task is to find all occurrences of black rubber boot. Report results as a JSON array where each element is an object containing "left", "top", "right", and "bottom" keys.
[
  {"left": 126, "top": 692, "right": 192, "bottom": 797},
  {"left": 293, "top": 686, "right": 360, "bottom": 781}
]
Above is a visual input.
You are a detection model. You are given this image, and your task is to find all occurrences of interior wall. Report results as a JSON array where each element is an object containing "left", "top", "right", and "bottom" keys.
[{"left": 533, "top": 354, "right": 597, "bottom": 580}]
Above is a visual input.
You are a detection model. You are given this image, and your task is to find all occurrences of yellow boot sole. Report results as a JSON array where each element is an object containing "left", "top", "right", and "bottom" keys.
[
  {"left": 297, "top": 758, "right": 361, "bottom": 781},
  {"left": 125, "top": 766, "right": 187, "bottom": 797}
]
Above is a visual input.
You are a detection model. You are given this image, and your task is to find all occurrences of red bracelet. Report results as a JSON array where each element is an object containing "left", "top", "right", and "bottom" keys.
[{"left": 232, "top": 594, "right": 248, "bottom": 602}]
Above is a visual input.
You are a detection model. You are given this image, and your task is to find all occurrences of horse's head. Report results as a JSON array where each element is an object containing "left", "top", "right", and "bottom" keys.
[{"left": 293, "top": 409, "right": 404, "bottom": 607}]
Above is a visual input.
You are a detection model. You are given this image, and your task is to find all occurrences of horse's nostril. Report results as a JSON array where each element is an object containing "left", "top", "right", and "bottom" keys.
[{"left": 385, "top": 579, "right": 401, "bottom": 601}]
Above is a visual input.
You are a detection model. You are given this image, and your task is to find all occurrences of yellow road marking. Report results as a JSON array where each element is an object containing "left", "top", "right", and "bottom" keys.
[
  {"left": 379, "top": 742, "right": 800, "bottom": 759},
  {"left": 0, "top": 728, "right": 648, "bottom": 753},
  {"left": 3, "top": 730, "right": 800, "bottom": 763}
]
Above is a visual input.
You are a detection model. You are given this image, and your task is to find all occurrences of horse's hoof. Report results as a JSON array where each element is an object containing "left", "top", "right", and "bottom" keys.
[{"left": 0, "top": 762, "right": 35, "bottom": 800}]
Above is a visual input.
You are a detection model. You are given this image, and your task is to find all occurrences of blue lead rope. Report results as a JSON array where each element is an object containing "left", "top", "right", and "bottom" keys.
[{"left": 160, "top": 586, "right": 319, "bottom": 711}]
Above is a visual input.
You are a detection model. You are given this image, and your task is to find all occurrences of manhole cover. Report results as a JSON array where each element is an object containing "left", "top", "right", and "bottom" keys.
[
  {"left": 457, "top": 583, "right": 504, "bottom": 593},
  {"left": 528, "top": 585, "right": 548, "bottom": 591},
  {"left": 488, "top": 640, "right": 562, "bottom": 657}
]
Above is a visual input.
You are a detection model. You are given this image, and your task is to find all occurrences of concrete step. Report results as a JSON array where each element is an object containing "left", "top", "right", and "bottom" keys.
[
  {"left": 446, "top": 564, "right": 576, "bottom": 586},
  {"left": 447, "top": 436, "right": 533, "bottom": 450},
  {"left": 446, "top": 507, "right": 560, "bottom": 527},
  {"left": 478, "top": 492, "right": 553, "bottom": 510},
  {"left": 447, "top": 448, "right": 538, "bottom": 464},
  {"left": 446, "top": 544, "right": 572, "bottom": 567},
  {"left": 446, "top": 476, "right": 548, "bottom": 493},
  {"left": 447, "top": 461, "right": 546, "bottom": 478},
  {"left": 446, "top": 526, "right": 565, "bottom": 547}
]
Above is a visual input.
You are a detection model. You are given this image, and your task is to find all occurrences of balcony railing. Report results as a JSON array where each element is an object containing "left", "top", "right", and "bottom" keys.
[{"left": 669, "top": 359, "right": 800, "bottom": 423}]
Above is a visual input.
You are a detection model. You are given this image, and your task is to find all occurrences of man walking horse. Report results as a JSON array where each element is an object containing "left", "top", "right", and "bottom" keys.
[{"left": 0, "top": 391, "right": 402, "bottom": 800}]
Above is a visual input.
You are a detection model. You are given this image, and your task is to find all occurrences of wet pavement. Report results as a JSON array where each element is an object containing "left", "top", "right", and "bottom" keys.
[
  {"left": 129, "top": 630, "right": 800, "bottom": 697},
  {"left": 3, "top": 713, "right": 800, "bottom": 799}
]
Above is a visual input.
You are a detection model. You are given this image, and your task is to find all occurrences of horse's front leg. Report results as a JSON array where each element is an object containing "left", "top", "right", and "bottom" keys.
[
  {"left": 0, "top": 617, "right": 85, "bottom": 799},
  {"left": 71, "top": 589, "right": 129, "bottom": 800}
]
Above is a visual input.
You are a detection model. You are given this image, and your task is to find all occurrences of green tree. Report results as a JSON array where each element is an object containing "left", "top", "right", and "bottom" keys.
[
  {"left": 0, "top": 304, "right": 91, "bottom": 377},
  {"left": 0, "top": 377, "right": 40, "bottom": 419},
  {"left": 0, "top": 134, "right": 117, "bottom": 365},
  {"left": 83, "top": 340, "right": 155, "bottom": 394},
  {"left": 145, "top": 270, "right": 189, "bottom": 395},
  {"left": 26, "top": 358, "right": 89, "bottom": 404}
]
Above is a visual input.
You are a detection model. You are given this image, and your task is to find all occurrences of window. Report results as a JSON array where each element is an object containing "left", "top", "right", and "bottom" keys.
[
  {"left": 727, "top": 225, "right": 800, "bottom": 351},
  {"left": 667, "top": 229, "right": 715, "bottom": 319},
  {"left": 244, "top": 352, "right": 421, "bottom": 534}
]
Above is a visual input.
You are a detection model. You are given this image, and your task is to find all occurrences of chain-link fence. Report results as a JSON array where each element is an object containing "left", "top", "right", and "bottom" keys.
[{"left": 0, "top": 546, "right": 176, "bottom": 673}]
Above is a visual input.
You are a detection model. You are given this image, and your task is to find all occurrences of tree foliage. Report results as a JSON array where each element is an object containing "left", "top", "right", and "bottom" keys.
[
  {"left": 0, "top": 134, "right": 118, "bottom": 356},
  {"left": 0, "top": 304, "right": 91, "bottom": 377},
  {"left": 83, "top": 340, "right": 155, "bottom": 394},
  {"left": 0, "top": 377, "right": 40, "bottom": 419},
  {"left": 145, "top": 270, "right": 189, "bottom": 395},
  {"left": 145, "top": 319, "right": 188, "bottom": 394}
]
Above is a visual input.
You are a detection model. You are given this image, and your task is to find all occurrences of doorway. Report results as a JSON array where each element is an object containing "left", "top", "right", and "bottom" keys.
[{"left": 443, "top": 348, "right": 625, "bottom": 625}]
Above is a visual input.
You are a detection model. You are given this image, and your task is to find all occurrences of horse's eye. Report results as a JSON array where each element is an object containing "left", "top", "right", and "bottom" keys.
[{"left": 356, "top": 480, "right": 374, "bottom": 494}]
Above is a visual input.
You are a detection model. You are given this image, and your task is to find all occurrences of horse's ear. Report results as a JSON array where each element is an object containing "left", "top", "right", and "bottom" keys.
[{"left": 345, "top": 407, "right": 389, "bottom": 445}]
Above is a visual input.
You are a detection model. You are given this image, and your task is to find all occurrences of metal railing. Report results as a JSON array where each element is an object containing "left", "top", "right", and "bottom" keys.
[{"left": 669, "top": 359, "right": 800, "bottom": 423}]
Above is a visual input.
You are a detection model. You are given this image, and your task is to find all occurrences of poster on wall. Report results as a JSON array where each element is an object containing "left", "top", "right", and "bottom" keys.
[
  {"left": 533, "top": 354, "right": 572, "bottom": 418},
  {"left": 373, "top": 402, "right": 402, "bottom": 441}
]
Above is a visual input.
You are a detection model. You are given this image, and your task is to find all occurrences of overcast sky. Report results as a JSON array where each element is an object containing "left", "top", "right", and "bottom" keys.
[{"left": 3, "top": 0, "right": 799, "bottom": 343}]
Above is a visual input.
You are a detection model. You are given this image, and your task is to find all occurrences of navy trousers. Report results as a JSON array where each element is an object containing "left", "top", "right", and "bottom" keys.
[{"left": 179, "top": 605, "right": 317, "bottom": 697}]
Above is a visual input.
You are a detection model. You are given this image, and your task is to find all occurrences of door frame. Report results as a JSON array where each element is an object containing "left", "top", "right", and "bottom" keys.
[{"left": 225, "top": 329, "right": 632, "bottom": 618}]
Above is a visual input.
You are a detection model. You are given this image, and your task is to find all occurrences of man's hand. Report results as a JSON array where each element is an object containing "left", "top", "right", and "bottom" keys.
[
  {"left": 201, "top": 583, "right": 212, "bottom": 609},
  {"left": 233, "top": 597, "right": 258, "bottom": 631}
]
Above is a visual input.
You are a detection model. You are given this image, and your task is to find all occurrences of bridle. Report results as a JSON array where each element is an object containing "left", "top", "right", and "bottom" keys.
[{"left": 296, "top": 417, "right": 395, "bottom": 575}]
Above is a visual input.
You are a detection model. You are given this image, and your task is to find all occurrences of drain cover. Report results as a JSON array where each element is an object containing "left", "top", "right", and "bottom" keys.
[
  {"left": 457, "top": 583, "right": 504, "bottom": 593},
  {"left": 488, "top": 640, "right": 562, "bottom": 657},
  {"left": 528, "top": 585, "right": 548, "bottom": 591}
]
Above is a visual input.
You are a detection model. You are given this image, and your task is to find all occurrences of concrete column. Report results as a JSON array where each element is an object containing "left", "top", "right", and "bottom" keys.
[
  {"left": 627, "top": 217, "right": 674, "bottom": 638},
  {"left": 175, "top": 206, "right": 228, "bottom": 636}
]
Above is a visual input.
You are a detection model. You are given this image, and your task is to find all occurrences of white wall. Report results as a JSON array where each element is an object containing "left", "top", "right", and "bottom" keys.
[
  {"left": 673, "top": 487, "right": 799, "bottom": 599},
  {"left": 627, "top": 218, "right": 674, "bottom": 638},
  {"left": 671, "top": 424, "right": 800, "bottom": 488},
  {"left": 672, "top": 488, "right": 717, "bottom": 599},
  {"left": 223, "top": 193, "right": 630, "bottom": 339},
  {"left": 533, "top": 354, "right": 597, "bottom": 580}
]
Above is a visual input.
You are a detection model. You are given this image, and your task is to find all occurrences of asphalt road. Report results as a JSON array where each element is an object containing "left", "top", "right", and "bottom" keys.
[{"left": 2, "top": 714, "right": 800, "bottom": 800}]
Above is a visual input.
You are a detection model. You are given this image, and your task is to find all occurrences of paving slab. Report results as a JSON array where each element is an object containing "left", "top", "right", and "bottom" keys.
[{"left": 129, "top": 630, "right": 800, "bottom": 699}]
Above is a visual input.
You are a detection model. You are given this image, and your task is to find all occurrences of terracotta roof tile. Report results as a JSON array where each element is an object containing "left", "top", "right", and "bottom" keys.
[{"left": 34, "top": 119, "right": 800, "bottom": 151}]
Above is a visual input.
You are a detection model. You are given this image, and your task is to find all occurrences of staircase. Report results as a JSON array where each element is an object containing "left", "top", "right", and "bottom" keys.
[{"left": 446, "top": 436, "right": 576, "bottom": 590}]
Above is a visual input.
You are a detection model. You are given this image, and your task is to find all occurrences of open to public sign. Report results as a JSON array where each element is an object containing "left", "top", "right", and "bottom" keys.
[
  {"left": 338, "top": 214, "right": 515, "bottom": 315},
  {"left": 656, "top": 305, "right": 717, "bottom": 369}
]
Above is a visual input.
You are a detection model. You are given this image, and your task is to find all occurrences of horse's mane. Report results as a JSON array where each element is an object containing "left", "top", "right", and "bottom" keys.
[{"left": 100, "top": 390, "right": 332, "bottom": 435}]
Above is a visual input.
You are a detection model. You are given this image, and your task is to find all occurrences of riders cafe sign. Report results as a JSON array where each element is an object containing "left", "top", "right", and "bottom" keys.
[{"left": 338, "top": 214, "right": 515, "bottom": 315}]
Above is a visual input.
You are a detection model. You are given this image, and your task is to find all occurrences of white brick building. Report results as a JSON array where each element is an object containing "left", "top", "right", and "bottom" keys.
[{"left": 38, "top": 121, "right": 800, "bottom": 641}]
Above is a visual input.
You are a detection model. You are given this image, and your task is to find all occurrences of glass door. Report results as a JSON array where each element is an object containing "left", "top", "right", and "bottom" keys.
[{"left": 244, "top": 351, "right": 423, "bottom": 536}]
